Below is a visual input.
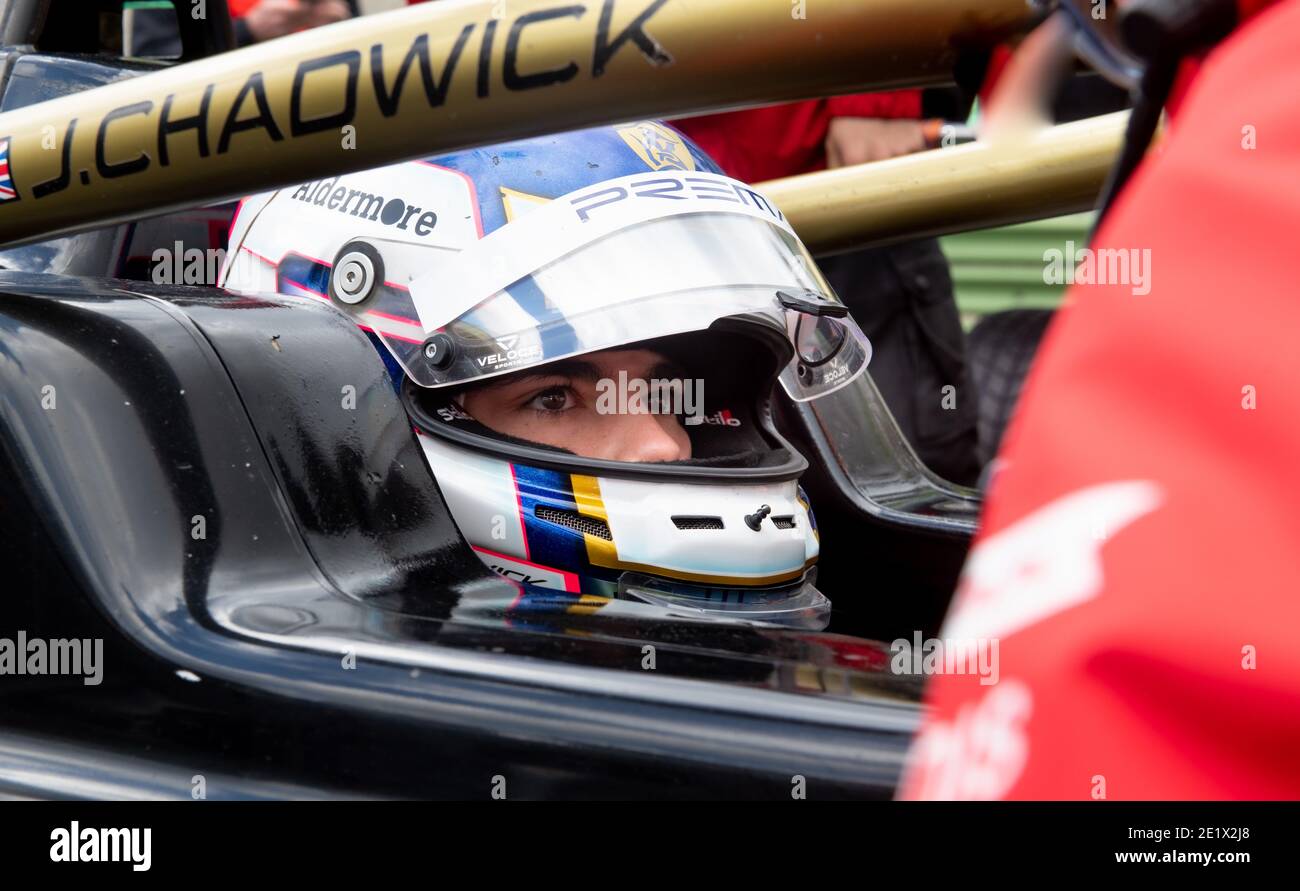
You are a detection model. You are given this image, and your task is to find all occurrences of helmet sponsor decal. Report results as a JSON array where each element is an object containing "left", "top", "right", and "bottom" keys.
[
  {"left": 476, "top": 336, "right": 545, "bottom": 370},
  {"left": 616, "top": 121, "right": 696, "bottom": 172},
  {"left": 699, "top": 409, "right": 741, "bottom": 427},
  {"left": 570, "top": 173, "right": 785, "bottom": 224},
  {"left": 434, "top": 403, "right": 473, "bottom": 423},
  {"left": 289, "top": 177, "right": 438, "bottom": 236},
  {"left": 411, "top": 171, "right": 793, "bottom": 332}
]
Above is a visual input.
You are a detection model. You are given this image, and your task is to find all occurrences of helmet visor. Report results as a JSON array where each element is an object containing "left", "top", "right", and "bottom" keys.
[{"left": 376, "top": 173, "right": 870, "bottom": 401}]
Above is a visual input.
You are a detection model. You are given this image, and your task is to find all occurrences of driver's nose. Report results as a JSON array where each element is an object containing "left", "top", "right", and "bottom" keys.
[{"left": 604, "top": 410, "right": 692, "bottom": 463}]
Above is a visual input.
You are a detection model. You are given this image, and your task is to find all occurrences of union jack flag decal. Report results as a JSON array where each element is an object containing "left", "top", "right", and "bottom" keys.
[{"left": 0, "top": 138, "right": 18, "bottom": 203}]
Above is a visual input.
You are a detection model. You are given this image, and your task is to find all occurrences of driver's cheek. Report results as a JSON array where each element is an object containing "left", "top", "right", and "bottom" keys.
[{"left": 591, "top": 409, "right": 691, "bottom": 463}]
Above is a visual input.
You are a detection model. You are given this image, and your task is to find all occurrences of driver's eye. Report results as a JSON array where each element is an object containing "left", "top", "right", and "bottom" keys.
[{"left": 529, "top": 386, "right": 574, "bottom": 413}]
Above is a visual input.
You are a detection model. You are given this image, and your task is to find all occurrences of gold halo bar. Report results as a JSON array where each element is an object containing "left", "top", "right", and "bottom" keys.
[
  {"left": 0, "top": 0, "right": 1033, "bottom": 245},
  {"left": 761, "top": 112, "right": 1130, "bottom": 255}
]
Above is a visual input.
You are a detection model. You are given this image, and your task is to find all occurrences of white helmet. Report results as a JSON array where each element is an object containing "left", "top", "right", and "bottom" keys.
[{"left": 221, "top": 123, "right": 872, "bottom": 629}]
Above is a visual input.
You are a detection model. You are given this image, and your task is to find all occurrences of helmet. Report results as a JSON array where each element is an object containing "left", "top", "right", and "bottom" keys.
[{"left": 221, "top": 122, "right": 872, "bottom": 629}]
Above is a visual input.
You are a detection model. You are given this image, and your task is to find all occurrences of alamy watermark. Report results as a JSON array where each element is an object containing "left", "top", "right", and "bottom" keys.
[
  {"left": 595, "top": 372, "right": 707, "bottom": 425},
  {"left": 152, "top": 241, "right": 226, "bottom": 286},
  {"left": 890, "top": 631, "right": 999, "bottom": 686},
  {"left": 1043, "top": 240, "right": 1151, "bottom": 296},
  {"left": 50, "top": 822, "right": 149, "bottom": 871},
  {"left": 0, "top": 631, "right": 103, "bottom": 685}
]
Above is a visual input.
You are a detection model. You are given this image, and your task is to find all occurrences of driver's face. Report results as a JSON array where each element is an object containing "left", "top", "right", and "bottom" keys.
[{"left": 459, "top": 348, "right": 693, "bottom": 463}]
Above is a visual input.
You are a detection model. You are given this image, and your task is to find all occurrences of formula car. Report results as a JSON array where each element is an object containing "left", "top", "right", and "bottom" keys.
[{"left": 0, "top": 0, "right": 1112, "bottom": 799}]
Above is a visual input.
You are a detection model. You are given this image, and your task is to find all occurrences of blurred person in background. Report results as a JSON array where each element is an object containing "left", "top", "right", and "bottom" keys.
[
  {"left": 235, "top": 0, "right": 354, "bottom": 44},
  {"left": 130, "top": 0, "right": 354, "bottom": 57},
  {"left": 900, "top": 0, "right": 1300, "bottom": 800}
]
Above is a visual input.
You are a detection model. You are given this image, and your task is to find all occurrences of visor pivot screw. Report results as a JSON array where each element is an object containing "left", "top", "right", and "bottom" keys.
[
  {"left": 330, "top": 241, "right": 383, "bottom": 307},
  {"left": 422, "top": 333, "right": 456, "bottom": 371},
  {"left": 744, "top": 504, "right": 772, "bottom": 532}
]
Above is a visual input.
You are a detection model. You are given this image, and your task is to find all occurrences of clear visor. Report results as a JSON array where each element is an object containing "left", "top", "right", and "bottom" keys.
[{"left": 366, "top": 182, "right": 870, "bottom": 402}]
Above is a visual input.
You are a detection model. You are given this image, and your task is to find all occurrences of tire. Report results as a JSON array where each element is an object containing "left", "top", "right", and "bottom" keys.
[{"left": 967, "top": 309, "right": 1054, "bottom": 467}]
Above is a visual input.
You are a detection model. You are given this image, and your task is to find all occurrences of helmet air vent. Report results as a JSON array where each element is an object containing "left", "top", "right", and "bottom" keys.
[
  {"left": 535, "top": 505, "right": 613, "bottom": 540},
  {"left": 671, "top": 516, "right": 725, "bottom": 530}
]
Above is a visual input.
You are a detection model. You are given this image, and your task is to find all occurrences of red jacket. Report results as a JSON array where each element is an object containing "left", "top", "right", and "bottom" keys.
[
  {"left": 900, "top": 0, "right": 1300, "bottom": 800},
  {"left": 673, "top": 92, "right": 921, "bottom": 183}
]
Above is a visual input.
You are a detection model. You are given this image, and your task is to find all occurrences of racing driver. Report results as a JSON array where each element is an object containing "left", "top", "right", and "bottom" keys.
[{"left": 221, "top": 121, "right": 872, "bottom": 629}]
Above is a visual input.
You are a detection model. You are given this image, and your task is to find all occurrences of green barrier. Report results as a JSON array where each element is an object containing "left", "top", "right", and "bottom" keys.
[{"left": 942, "top": 212, "right": 1095, "bottom": 322}]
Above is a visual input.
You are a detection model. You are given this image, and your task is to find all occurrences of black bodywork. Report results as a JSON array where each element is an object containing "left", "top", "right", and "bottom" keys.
[{"left": 0, "top": 1, "right": 981, "bottom": 799}]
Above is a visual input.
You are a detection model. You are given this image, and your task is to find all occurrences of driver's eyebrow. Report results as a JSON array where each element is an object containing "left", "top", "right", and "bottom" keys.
[
  {"left": 477, "top": 355, "right": 687, "bottom": 394},
  {"left": 649, "top": 360, "right": 687, "bottom": 380},
  {"left": 487, "top": 358, "right": 604, "bottom": 389}
]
